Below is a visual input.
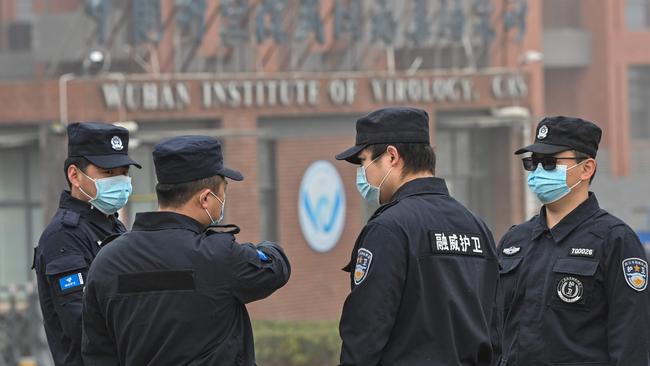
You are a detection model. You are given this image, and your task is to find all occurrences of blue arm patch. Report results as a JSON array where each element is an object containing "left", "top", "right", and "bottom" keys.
[
  {"left": 59, "top": 273, "right": 84, "bottom": 291},
  {"left": 257, "top": 250, "right": 270, "bottom": 262}
]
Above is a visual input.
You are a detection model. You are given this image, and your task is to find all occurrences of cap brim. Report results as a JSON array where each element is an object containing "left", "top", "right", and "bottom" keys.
[
  {"left": 335, "top": 145, "right": 367, "bottom": 164},
  {"left": 514, "top": 142, "right": 572, "bottom": 155},
  {"left": 84, "top": 154, "right": 142, "bottom": 169},
  {"left": 217, "top": 166, "right": 244, "bottom": 181}
]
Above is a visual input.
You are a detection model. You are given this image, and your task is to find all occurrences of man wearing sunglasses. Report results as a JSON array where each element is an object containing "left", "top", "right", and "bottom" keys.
[{"left": 498, "top": 116, "right": 650, "bottom": 365}]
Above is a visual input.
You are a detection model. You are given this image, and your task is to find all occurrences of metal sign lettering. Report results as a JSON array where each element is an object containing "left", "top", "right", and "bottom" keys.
[{"left": 100, "top": 74, "right": 527, "bottom": 111}]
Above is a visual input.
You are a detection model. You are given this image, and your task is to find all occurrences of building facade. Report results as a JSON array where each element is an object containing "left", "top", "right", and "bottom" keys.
[
  {"left": 542, "top": 0, "right": 650, "bottom": 239},
  {"left": 7, "top": 0, "right": 647, "bottom": 323}
]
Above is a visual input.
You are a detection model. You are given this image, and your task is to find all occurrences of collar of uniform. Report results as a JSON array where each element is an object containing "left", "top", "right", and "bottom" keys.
[
  {"left": 531, "top": 192, "right": 601, "bottom": 243},
  {"left": 390, "top": 177, "right": 449, "bottom": 202},
  {"left": 132, "top": 211, "right": 205, "bottom": 234},
  {"left": 58, "top": 190, "right": 119, "bottom": 224}
]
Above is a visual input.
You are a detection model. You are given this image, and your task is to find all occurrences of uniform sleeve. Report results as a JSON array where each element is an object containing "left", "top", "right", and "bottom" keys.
[
  {"left": 81, "top": 267, "right": 119, "bottom": 366},
  {"left": 40, "top": 231, "right": 90, "bottom": 365},
  {"left": 486, "top": 226, "right": 503, "bottom": 366},
  {"left": 229, "top": 240, "right": 291, "bottom": 304},
  {"left": 604, "top": 227, "right": 650, "bottom": 365},
  {"left": 339, "top": 223, "right": 407, "bottom": 366}
]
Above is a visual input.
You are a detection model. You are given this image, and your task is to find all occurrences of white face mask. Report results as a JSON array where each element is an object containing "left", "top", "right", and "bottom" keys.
[{"left": 205, "top": 191, "right": 226, "bottom": 226}]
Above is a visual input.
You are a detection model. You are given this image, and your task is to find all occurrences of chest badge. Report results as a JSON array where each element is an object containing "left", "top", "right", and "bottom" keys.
[
  {"left": 557, "top": 276, "right": 583, "bottom": 303},
  {"left": 353, "top": 248, "right": 373, "bottom": 285},
  {"left": 569, "top": 247, "right": 594, "bottom": 258},
  {"left": 503, "top": 246, "right": 521, "bottom": 256},
  {"left": 622, "top": 258, "right": 648, "bottom": 292}
]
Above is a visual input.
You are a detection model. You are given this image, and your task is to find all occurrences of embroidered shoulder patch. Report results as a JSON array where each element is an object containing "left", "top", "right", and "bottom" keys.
[
  {"left": 353, "top": 248, "right": 373, "bottom": 285},
  {"left": 59, "top": 273, "right": 84, "bottom": 291},
  {"left": 622, "top": 258, "right": 647, "bottom": 292},
  {"left": 256, "top": 249, "right": 270, "bottom": 262}
]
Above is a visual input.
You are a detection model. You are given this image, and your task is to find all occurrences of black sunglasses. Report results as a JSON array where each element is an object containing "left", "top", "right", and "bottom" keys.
[{"left": 521, "top": 156, "right": 586, "bottom": 171}]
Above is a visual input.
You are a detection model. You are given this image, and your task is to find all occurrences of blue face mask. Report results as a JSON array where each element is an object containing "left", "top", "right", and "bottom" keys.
[
  {"left": 527, "top": 162, "right": 584, "bottom": 204},
  {"left": 356, "top": 153, "right": 393, "bottom": 205},
  {"left": 79, "top": 171, "right": 132, "bottom": 215},
  {"left": 205, "top": 191, "right": 226, "bottom": 225}
]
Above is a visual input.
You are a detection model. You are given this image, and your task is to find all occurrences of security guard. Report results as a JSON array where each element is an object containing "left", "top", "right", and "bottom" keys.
[
  {"left": 81, "top": 136, "right": 291, "bottom": 366},
  {"left": 335, "top": 107, "right": 501, "bottom": 366},
  {"left": 499, "top": 116, "right": 650, "bottom": 365},
  {"left": 33, "top": 122, "right": 140, "bottom": 366}
]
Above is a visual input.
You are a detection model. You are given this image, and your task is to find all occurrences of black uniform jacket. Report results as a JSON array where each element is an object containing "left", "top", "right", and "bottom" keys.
[
  {"left": 33, "top": 191, "right": 126, "bottom": 366},
  {"left": 81, "top": 211, "right": 291, "bottom": 366},
  {"left": 339, "top": 177, "right": 501, "bottom": 366},
  {"left": 498, "top": 193, "right": 650, "bottom": 366}
]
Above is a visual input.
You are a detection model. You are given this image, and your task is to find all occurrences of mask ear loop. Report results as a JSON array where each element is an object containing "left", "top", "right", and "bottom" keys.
[
  {"left": 377, "top": 167, "right": 393, "bottom": 190},
  {"left": 210, "top": 191, "right": 224, "bottom": 205},
  {"left": 566, "top": 159, "right": 589, "bottom": 190},
  {"left": 77, "top": 169, "right": 97, "bottom": 200},
  {"left": 566, "top": 159, "right": 588, "bottom": 171},
  {"left": 362, "top": 151, "right": 385, "bottom": 173},
  {"left": 362, "top": 150, "right": 392, "bottom": 187},
  {"left": 204, "top": 208, "right": 216, "bottom": 224},
  {"left": 205, "top": 191, "right": 226, "bottom": 224},
  {"left": 199, "top": 191, "right": 215, "bottom": 224},
  {"left": 375, "top": 151, "right": 394, "bottom": 203}
]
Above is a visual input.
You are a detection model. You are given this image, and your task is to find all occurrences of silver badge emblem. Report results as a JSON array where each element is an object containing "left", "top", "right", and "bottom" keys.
[
  {"left": 557, "top": 276, "right": 583, "bottom": 303},
  {"left": 111, "top": 136, "right": 123, "bottom": 151},
  {"left": 354, "top": 248, "right": 373, "bottom": 285},
  {"left": 503, "top": 246, "right": 521, "bottom": 256},
  {"left": 537, "top": 125, "right": 548, "bottom": 140},
  {"left": 622, "top": 258, "right": 648, "bottom": 292}
]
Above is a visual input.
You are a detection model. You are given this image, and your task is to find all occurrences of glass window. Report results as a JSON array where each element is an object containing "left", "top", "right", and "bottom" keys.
[
  {"left": 629, "top": 66, "right": 650, "bottom": 140},
  {"left": 543, "top": 0, "right": 582, "bottom": 28},
  {"left": 126, "top": 143, "right": 157, "bottom": 227},
  {"left": 0, "top": 208, "right": 29, "bottom": 285},
  {"left": 0, "top": 143, "right": 43, "bottom": 286},
  {"left": 0, "top": 149, "right": 26, "bottom": 201},
  {"left": 626, "top": 0, "right": 650, "bottom": 30},
  {"left": 28, "top": 148, "right": 43, "bottom": 201}
]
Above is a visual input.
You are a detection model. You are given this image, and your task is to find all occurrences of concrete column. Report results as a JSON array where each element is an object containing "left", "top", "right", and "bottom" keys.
[{"left": 221, "top": 111, "right": 261, "bottom": 244}]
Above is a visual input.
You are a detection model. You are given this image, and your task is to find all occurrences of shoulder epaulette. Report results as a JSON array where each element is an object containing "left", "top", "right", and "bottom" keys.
[
  {"left": 98, "top": 233, "right": 122, "bottom": 248},
  {"left": 368, "top": 200, "right": 399, "bottom": 222},
  {"left": 61, "top": 211, "right": 80, "bottom": 228},
  {"left": 205, "top": 224, "right": 241, "bottom": 236}
]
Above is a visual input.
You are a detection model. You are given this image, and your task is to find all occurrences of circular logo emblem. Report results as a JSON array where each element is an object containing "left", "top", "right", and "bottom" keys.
[
  {"left": 557, "top": 276, "right": 583, "bottom": 303},
  {"left": 537, "top": 125, "right": 548, "bottom": 140},
  {"left": 298, "top": 160, "right": 346, "bottom": 253},
  {"left": 111, "top": 136, "right": 124, "bottom": 151}
]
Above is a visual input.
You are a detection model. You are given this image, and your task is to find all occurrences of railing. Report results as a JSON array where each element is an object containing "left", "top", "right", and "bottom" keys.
[{"left": 0, "top": 283, "right": 52, "bottom": 366}]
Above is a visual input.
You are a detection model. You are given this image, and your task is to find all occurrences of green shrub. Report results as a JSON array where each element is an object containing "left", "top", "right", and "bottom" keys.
[{"left": 253, "top": 320, "right": 341, "bottom": 366}]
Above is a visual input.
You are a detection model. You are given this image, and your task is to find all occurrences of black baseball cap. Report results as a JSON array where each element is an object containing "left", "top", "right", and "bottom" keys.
[
  {"left": 153, "top": 136, "right": 243, "bottom": 184},
  {"left": 335, "top": 107, "right": 430, "bottom": 164},
  {"left": 515, "top": 116, "right": 602, "bottom": 157},
  {"left": 67, "top": 122, "right": 141, "bottom": 169}
]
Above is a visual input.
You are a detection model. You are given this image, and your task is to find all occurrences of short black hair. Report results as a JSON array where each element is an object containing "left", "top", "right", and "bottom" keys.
[
  {"left": 156, "top": 175, "right": 224, "bottom": 208},
  {"left": 64, "top": 157, "right": 90, "bottom": 188},
  {"left": 369, "top": 143, "right": 436, "bottom": 177},
  {"left": 574, "top": 150, "right": 596, "bottom": 184}
]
